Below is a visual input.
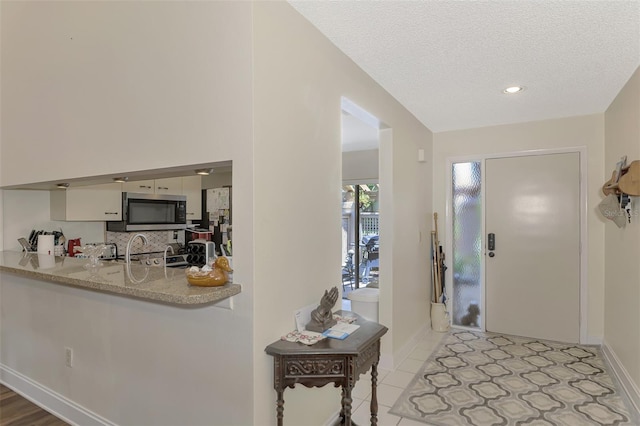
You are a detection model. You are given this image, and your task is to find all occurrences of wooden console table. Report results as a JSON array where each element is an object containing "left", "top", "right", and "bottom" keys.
[{"left": 265, "top": 311, "right": 388, "bottom": 426}]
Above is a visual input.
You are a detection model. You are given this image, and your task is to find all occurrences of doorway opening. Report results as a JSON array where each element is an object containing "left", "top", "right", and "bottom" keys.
[{"left": 341, "top": 98, "right": 380, "bottom": 306}]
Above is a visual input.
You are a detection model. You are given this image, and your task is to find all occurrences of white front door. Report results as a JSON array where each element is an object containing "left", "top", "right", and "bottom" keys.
[{"left": 485, "top": 152, "right": 580, "bottom": 343}]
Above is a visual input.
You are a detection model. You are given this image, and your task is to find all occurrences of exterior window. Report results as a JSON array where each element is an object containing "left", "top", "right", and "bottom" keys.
[
  {"left": 452, "top": 162, "right": 482, "bottom": 328},
  {"left": 342, "top": 184, "right": 379, "bottom": 292}
]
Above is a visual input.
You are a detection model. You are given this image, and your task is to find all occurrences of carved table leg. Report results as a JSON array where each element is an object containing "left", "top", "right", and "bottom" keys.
[
  {"left": 276, "top": 389, "right": 284, "bottom": 426},
  {"left": 339, "top": 387, "right": 346, "bottom": 424},
  {"left": 342, "top": 384, "right": 353, "bottom": 426},
  {"left": 370, "top": 362, "right": 379, "bottom": 425}
]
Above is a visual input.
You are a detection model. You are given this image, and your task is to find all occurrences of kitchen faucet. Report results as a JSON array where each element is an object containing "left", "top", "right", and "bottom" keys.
[
  {"left": 126, "top": 233, "right": 148, "bottom": 267},
  {"left": 163, "top": 245, "right": 174, "bottom": 266}
]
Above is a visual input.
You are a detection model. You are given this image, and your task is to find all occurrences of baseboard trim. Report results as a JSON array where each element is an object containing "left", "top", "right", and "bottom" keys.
[
  {"left": 0, "top": 364, "right": 114, "bottom": 426},
  {"left": 380, "top": 321, "right": 430, "bottom": 371},
  {"left": 601, "top": 340, "right": 640, "bottom": 416},
  {"left": 379, "top": 350, "right": 395, "bottom": 371},
  {"left": 323, "top": 409, "right": 341, "bottom": 426},
  {"left": 585, "top": 335, "right": 603, "bottom": 345}
]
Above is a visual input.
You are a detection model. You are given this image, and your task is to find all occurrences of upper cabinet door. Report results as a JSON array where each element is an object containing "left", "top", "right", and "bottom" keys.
[
  {"left": 51, "top": 183, "right": 122, "bottom": 221},
  {"left": 123, "top": 180, "right": 154, "bottom": 194},
  {"left": 182, "top": 176, "right": 202, "bottom": 220},
  {"left": 155, "top": 177, "right": 182, "bottom": 195},
  {"left": 123, "top": 178, "right": 181, "bottom": 195}
]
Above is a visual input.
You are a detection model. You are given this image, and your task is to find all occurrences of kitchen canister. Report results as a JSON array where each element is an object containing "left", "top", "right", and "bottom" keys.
[
  {"left": 37, "top": 234, "right": 55, "bottom": 255},
  {"left": 430, "top": 302, "right": 450, "bottom": 332}
]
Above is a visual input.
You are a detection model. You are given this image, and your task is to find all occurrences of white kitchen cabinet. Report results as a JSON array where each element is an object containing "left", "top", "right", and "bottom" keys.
[
  {"left": 51, "top": 183, "right": 122, "bottom": 221},
  {"left": 123, "top": 178, "right": 181, "bottom": 195},
  {"left": 155, "top": 177, "right": 182, "bottom": 195},
  {"left": 123, "top": 179, "right": 154, "bottom": 194},
  {"left": 182, "top": 176, "right": 202, "bottom": 220}
]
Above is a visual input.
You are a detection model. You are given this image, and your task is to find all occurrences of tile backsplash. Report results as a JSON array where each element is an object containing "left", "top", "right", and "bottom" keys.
[{"left": 106, "top": 231, "right": 181, "bottom": 257}]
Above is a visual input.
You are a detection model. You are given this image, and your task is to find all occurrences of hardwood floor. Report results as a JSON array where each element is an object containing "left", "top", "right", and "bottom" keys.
[{"left": 0, "top": 384, "right": 68, "bottom": 426}]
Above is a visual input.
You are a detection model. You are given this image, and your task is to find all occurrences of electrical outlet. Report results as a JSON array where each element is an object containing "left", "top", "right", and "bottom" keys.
[
  {"left": 172, "top": 230, "right": 178, "bottom": 240},
  {"left": 65, "top": 347, "right": 73, "bottom": 368}
]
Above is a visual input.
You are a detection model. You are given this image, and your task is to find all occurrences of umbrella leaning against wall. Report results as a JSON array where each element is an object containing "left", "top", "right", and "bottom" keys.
[
  {"left": 430, "top": 213, "right": 449, "bottom": 332},
  {"left": 431, "top": 213, "right": 447, "bottom": 304}
]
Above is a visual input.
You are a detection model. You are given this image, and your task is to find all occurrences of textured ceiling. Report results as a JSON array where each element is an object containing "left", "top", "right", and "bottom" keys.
[{"left": 290, "top": 1, "right": 640, "bottom": 133}]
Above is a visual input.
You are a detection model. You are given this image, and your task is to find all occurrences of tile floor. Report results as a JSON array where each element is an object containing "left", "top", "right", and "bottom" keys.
[
  {"left": 340, "top": 300, "right": 638, "bottom": 425},
  {"left": 342, "top": 308, "right": 446, "bottom": 426}
]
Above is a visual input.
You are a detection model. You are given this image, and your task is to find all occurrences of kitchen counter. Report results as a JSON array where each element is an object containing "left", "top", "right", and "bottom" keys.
[{"left": 0, "top": 251, "right": 240, "bottom": 305}]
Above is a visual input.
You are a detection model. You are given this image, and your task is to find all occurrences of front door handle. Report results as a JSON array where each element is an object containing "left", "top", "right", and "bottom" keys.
[{"left": 488, "top": 233, "right": 495, "bottom": 251}]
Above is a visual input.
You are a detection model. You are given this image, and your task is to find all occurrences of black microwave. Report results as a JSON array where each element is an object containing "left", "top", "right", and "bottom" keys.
[{"left": 106, "top": 192, "right": 187, "bottom": 232}]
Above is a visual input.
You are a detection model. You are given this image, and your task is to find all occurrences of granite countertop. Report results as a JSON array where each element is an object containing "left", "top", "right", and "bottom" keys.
[{"left": 0, "top": 251, "right": 240, "bottom": 306}]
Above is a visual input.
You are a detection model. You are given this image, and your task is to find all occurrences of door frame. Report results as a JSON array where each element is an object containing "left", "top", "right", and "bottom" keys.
[{"left": 444, "top": 146, "right": 589, "bottom": 343}]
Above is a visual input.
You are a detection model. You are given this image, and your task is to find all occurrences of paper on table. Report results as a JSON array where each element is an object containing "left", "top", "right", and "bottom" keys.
[
  {"left": 323, "top": 322, "right": 360, "bottom": 340},
  {"left": 282, "top": 330, "right": 325, "bottom": 345}
]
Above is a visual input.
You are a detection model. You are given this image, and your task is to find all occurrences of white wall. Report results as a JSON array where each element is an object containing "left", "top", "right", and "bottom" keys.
[
  {"left": 342, "top": 149, "right": 379, "bottom": 182},
  {"left": 0, "top": 190, "right": 3, "bottom": 251},
  {"left": 0, "top": 274, "right": 249, "bottom": 425},
  {"left": 2, "top": 2, "right": 434, "bottom": 424},
  {"left": 0, "top": 1, "right": 248, "bottom": 187},
  {"left": 3, "top": 190, "right": 105, "bottom": 251},
  {"left": 604, "top": 66, "right": 640, "bottom": 395},
  {"left": 252, "top": 3, "right": 432, "bottom": 423},
  {"left": 0, "top": 0, "right": 3, "bottom": 252},
  {"left": 433, "top": 114, "right": 606, "bottom": 342},
  {"left": 0, "top": 2, "right": 255, "bottom": 424},
  {"left": 0, "top": 0, "right": 2, "bottom": 252}
]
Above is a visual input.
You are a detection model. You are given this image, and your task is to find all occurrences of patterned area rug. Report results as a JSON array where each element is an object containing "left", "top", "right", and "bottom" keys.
[{"left": 390, "top": 330, "right": 638, "bottom": 425}]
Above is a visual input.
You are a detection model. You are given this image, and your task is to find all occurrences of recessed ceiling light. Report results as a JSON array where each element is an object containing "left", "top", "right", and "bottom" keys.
[
  {"left": 195, "top": 168, "right": 214, "bottom": 176},
  {"left": 113, "top": 177, "right": 128, "bottom": 183},
  {"left": 503, "top": 86, "right": 525, "bottom": 94},
  {"left": 56, "top": 183, "right": 70, "bottom": 189}
]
